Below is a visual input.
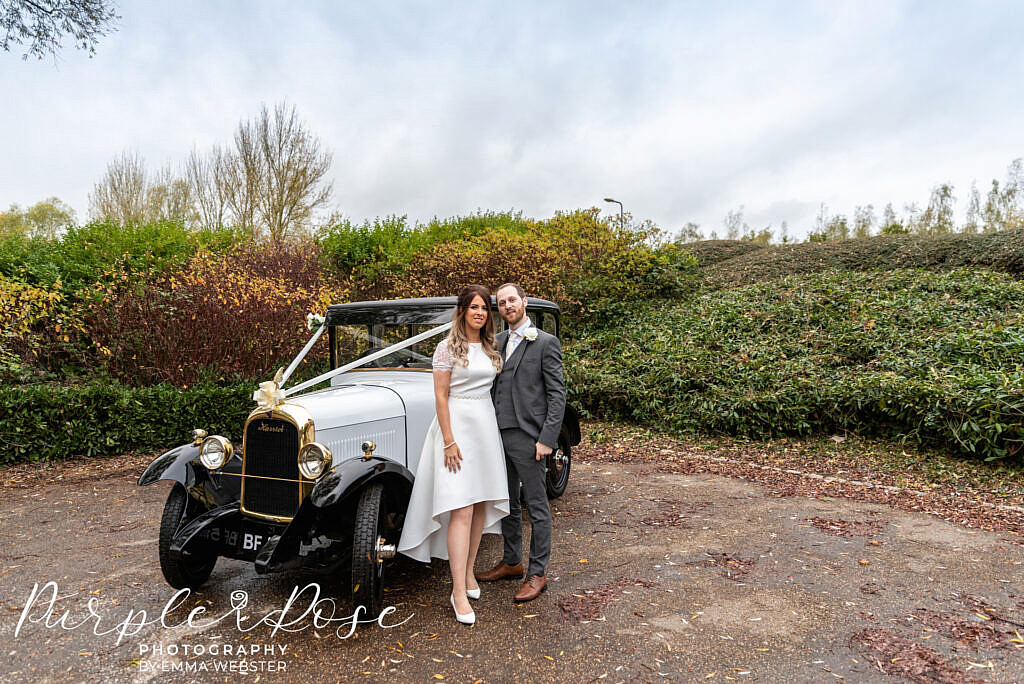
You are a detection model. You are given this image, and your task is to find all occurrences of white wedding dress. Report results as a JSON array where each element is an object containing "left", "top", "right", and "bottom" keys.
[{"left": 397, "top": 340, "right": 510, "bottom": 562}]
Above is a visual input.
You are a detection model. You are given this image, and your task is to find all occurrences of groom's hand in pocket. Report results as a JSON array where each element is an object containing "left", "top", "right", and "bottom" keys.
[{"left": 535, "top": 442, "right": 553, "bottom": 461}]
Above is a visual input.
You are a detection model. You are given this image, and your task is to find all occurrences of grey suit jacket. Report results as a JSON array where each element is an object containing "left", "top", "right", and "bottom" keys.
[{"left": 492, "top": 327, "right": 566, "bottom": 448}]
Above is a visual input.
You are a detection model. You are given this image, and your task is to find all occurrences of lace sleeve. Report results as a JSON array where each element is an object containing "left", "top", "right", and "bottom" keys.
[{"left": 432, "top": 339, "right": 453, "bottom": 372}]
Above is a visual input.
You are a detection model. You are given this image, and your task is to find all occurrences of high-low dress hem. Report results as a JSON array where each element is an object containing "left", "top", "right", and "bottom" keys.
[{"left": 397, "top": 343, "right": 510, "bottom": 563}]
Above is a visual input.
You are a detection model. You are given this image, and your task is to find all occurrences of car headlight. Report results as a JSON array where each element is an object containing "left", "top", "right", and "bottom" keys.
[
  {"left": 298, "top": 442, "right": 333, "bottom": 480},
  {"left": 199, "top": 435, "right": 233, "bottom": 470}
]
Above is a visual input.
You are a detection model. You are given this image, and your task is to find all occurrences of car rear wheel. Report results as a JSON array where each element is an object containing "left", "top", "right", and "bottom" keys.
[
  {"left": 546, "top": 427, "right": 572, "bottom": 499},
  {"left": 351, "top": 483, "right": 395, "bottom": 617},
  {"left": 158, "top": 484, "right": 217, "bottom": 589}
]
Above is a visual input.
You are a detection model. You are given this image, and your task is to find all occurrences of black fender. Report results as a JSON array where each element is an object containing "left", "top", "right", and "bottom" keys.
[
  {"left": 138, "top": 443, "right": 200, "bottom": 487},
  {"left": 138, "top": 443, "right": 242, "bottom": 510},
  {"left": 309, "top": 456, "right": 415, "bottom": 509},
  {"left": 256, "top": 457, "right": 414, "bottom": 574},
  {"left": 168, "top": 503, "right": 241, "bottom": 562},
  {"left": 563, "top": 404, "right": 583, "bottom": 446}
]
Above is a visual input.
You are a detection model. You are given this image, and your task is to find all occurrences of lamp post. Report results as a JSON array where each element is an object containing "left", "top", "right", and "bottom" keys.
[{"left": 604, "top": 197, "right": 624, "bottom": 228}]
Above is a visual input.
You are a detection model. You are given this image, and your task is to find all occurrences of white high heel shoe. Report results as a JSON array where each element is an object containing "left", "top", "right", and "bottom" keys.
[
  {"left": 450, "top": 593, "right": 476, "bottom": 625},
  {"left": 466, "top": 585, "right": 481, "bottom": 600}
]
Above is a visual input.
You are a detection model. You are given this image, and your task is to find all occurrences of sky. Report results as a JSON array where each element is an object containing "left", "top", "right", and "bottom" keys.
[{"left": 3, "top": 0, "right": 1024, "bottom": 239}]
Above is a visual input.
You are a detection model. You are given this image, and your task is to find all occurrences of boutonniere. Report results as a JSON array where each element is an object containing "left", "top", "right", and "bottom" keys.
[{"left": 523, "top": 327, "right": 538, "bottom": 341}]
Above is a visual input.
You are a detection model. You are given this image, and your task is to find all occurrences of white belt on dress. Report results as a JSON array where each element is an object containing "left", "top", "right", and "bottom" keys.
[{"left": 449, "top": 392, "right": 491, "bottom": 400}]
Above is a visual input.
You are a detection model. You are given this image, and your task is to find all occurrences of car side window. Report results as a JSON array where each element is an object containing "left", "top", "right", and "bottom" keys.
[{"left": 539, "top": 312, "right": 558, "bottom": 336}]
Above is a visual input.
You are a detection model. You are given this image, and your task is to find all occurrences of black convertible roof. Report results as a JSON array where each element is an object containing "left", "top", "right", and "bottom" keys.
[{"left": 326, "top": 296, "right": 560, "bottom": 326}]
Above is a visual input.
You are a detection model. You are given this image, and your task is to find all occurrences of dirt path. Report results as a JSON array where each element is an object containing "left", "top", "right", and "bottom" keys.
[{"left": 1, "top": 448, "right": 1022, "bottom": 683}]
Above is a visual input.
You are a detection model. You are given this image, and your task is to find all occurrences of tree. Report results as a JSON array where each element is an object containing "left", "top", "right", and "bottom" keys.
[
  {"left": 0, "top": 196, "right": 75, "bottom": 237},
  {"left": 88, "top": 149, "right": 147, "bottom": 224},
  {"left": 879, "top": 202, "right": 904, "bottom": 234},
  {"left": 902, "top": 202, "right": 922, "bottom": 234},
  {"left": 982, "top": 180, "right": 1003, "bottom": 233},
  {"left": 145, "top": 164, "right": 194, "bottom": 223},
  {"left": 919, "top": 183, "right": 955, "bottom": 235},
  {"left": 676, "top": 222, "right": 703, "bottom": 243},
  {"left": 741, "top": 225, "right": 773, "bottom": 244},
  {"left": 1, "top": 0, "right": 118, "bottom": 60},
  {"left": 1001, "top": 158, "right": 1023, "bottom": 229},
  {"left": 853, "top": 204, "right": 875, "bottom": 239},
  {"left": 226, "top": 120, "right": 263, "bottom": 237},
  {"left": 963, "top": 181, "right": 981, "bottom": 234},
  {"left": 723, "top": 206, "right": 747, "bottom": 240},
  {"left": 185, "top": 145, "right": 231, "bottom": 230},
  {"left": 245, "top": 102, "right": 334, "bottom": 241},
  {"left": 808, "top": 205, "right": 850, "bottom": 242},
  {"left": 778, "top": 220, "right": 789, "bottom": 244}
]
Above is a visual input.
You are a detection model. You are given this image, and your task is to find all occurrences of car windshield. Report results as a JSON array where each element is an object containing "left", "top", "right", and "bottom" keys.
[{"left": 334, "top": 324, "right": 443, "bottom": 369}]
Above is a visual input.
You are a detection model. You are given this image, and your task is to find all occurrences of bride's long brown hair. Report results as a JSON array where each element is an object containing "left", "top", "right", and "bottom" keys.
[{"left": 447, "top": 284, "right": 503, "bottom": 371}]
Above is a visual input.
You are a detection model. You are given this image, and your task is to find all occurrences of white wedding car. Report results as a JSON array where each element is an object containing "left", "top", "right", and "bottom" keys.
[{"left": 138, "top": 296, "right": 580, "bottom": 614}]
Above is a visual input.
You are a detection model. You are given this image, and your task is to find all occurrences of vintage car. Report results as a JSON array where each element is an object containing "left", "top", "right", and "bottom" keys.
[{"left": 138, "top": 296, "right": 580, "bottom": 614}]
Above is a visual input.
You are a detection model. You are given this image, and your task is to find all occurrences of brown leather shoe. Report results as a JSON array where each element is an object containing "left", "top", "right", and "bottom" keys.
[
  {"left": 475, "top": 561, "right": 525, "bottom": 582},
  {"left": 514, "top": 575, "right": 547, "bottom": 602}
]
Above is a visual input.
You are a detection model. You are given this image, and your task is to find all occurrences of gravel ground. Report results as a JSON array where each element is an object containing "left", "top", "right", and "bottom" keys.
[{"left": 1, "top": 425, "right": 1021, "bottom": 683}]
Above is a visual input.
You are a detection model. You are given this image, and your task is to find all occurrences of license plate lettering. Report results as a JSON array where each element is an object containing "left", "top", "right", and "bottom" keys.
[{"left": 242, "top": 533, "right": 264, "bottom": 550}]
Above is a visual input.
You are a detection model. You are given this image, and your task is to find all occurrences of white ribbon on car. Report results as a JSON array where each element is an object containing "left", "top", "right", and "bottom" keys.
[{"left": 279, "top": 320, "right": 454, "bottom": 398}]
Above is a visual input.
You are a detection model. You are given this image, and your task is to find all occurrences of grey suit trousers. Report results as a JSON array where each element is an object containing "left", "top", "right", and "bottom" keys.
[{"left": 500, "top": 427, "right": 551, "bottom": 577}]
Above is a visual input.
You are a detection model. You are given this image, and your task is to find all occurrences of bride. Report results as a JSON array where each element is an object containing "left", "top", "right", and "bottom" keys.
[{"left": 397, "top": 284, "right": 509, "bottom": 625}]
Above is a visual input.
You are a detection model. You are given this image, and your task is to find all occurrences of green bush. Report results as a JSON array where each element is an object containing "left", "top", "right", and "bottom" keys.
[
  {"left": 0, "top": 220, "right": 244, "bottom": 292},
  {"left": 566, "top": 269, "right": 1024, "bottom": 463},
  {"left": 697, "top": 229, "right": 1024, "bottom": 289},
  {"left": 317, "top": 211, "right": 532, "bottom": 292},
  {"left": 0, "top": 381, "right": 254, "bottom": 464}
]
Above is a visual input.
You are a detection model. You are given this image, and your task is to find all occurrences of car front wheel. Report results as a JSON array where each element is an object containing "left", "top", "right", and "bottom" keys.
[
  {"left": 158, "top": 484, "right": 217, "bottom": 589},
  {"left": 351, "top": 483, "right": 395, "bottom": 617}
]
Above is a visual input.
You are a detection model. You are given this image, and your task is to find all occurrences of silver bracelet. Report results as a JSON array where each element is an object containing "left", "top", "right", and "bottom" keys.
[{"left": 443, "top": 440, "right": 456, "bottom": 449}]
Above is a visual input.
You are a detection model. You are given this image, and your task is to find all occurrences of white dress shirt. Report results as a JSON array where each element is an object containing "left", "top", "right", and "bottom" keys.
[{"left": 505, "top": 316, "right": 533, "bottom": 360}]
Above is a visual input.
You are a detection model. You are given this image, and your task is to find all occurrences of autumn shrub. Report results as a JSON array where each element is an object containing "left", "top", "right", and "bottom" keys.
[
  {"left": 0, "top": 381, "right": 253, "bottom": 464},
  {"left": 0, "top": 273, "right": 66, "bottom": 378},
  {"left": 697, "top": 229, "right": 1024, "bottom": 289},
  {"left": 566, "top": 269, "right": 1024, "bottom": 463},
  {"left": 318, "top": 211, "right": 533, "bottom": 296},
  {"left": 383, "top": 209, "right": 698, "bottom": 322},
  {"left": 82, "top": 241, "right": 349, "bottom": 386}
]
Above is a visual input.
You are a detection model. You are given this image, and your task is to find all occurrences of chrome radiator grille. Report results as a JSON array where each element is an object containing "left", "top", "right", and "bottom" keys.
[{"left": 242, "top": 417, "right": 301, "bottom": 519}]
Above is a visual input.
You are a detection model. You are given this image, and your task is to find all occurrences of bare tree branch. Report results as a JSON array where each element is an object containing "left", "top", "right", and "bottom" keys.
[{"left": 1, "top": 0, "right": 118, "bottom": 60}]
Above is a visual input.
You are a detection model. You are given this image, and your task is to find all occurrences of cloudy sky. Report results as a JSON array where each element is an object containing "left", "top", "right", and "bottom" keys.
[{"left": 3, "top": 1, "right": 1023, "bottom": 238}]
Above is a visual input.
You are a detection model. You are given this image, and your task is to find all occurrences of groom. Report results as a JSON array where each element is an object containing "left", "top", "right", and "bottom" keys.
[{"left": 476, "top": 283, "right": 566, "bottom": 602}]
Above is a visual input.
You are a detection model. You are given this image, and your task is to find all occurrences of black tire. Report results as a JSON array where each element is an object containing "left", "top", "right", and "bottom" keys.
[
  {"left": 158, "top": 484, "right": 216, "bottom": 589},
  {"left": 351, "top": 483, "right": 389, "bottom": 617},
  {"left": 546, "top": 427, "right": 572, "bottom": 499}
]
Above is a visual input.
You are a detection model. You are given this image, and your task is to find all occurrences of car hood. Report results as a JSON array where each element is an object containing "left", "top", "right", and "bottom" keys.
[{"left": 287, "top": 383, "right": 405, "bottom": 431}]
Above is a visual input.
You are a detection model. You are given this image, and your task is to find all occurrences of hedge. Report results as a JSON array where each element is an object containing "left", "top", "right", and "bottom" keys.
[
  {"left": 694, "top": 229, "right": 1024, "bottom": 289},
  {"left": 566, "top": 268, "right": 1024, "bottom": 463},
  {"left": 0, "top": 381, "right": 253, "bottom": 464}
]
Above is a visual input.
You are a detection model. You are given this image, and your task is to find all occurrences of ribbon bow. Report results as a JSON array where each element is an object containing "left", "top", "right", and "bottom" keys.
[{"left": 253, "top": 368, "right": 286, "bottom": 409}]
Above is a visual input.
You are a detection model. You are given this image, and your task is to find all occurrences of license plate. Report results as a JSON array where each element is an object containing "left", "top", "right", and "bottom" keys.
[{"left": 200, "top": 520, "right": 279, "bottom": 560}]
